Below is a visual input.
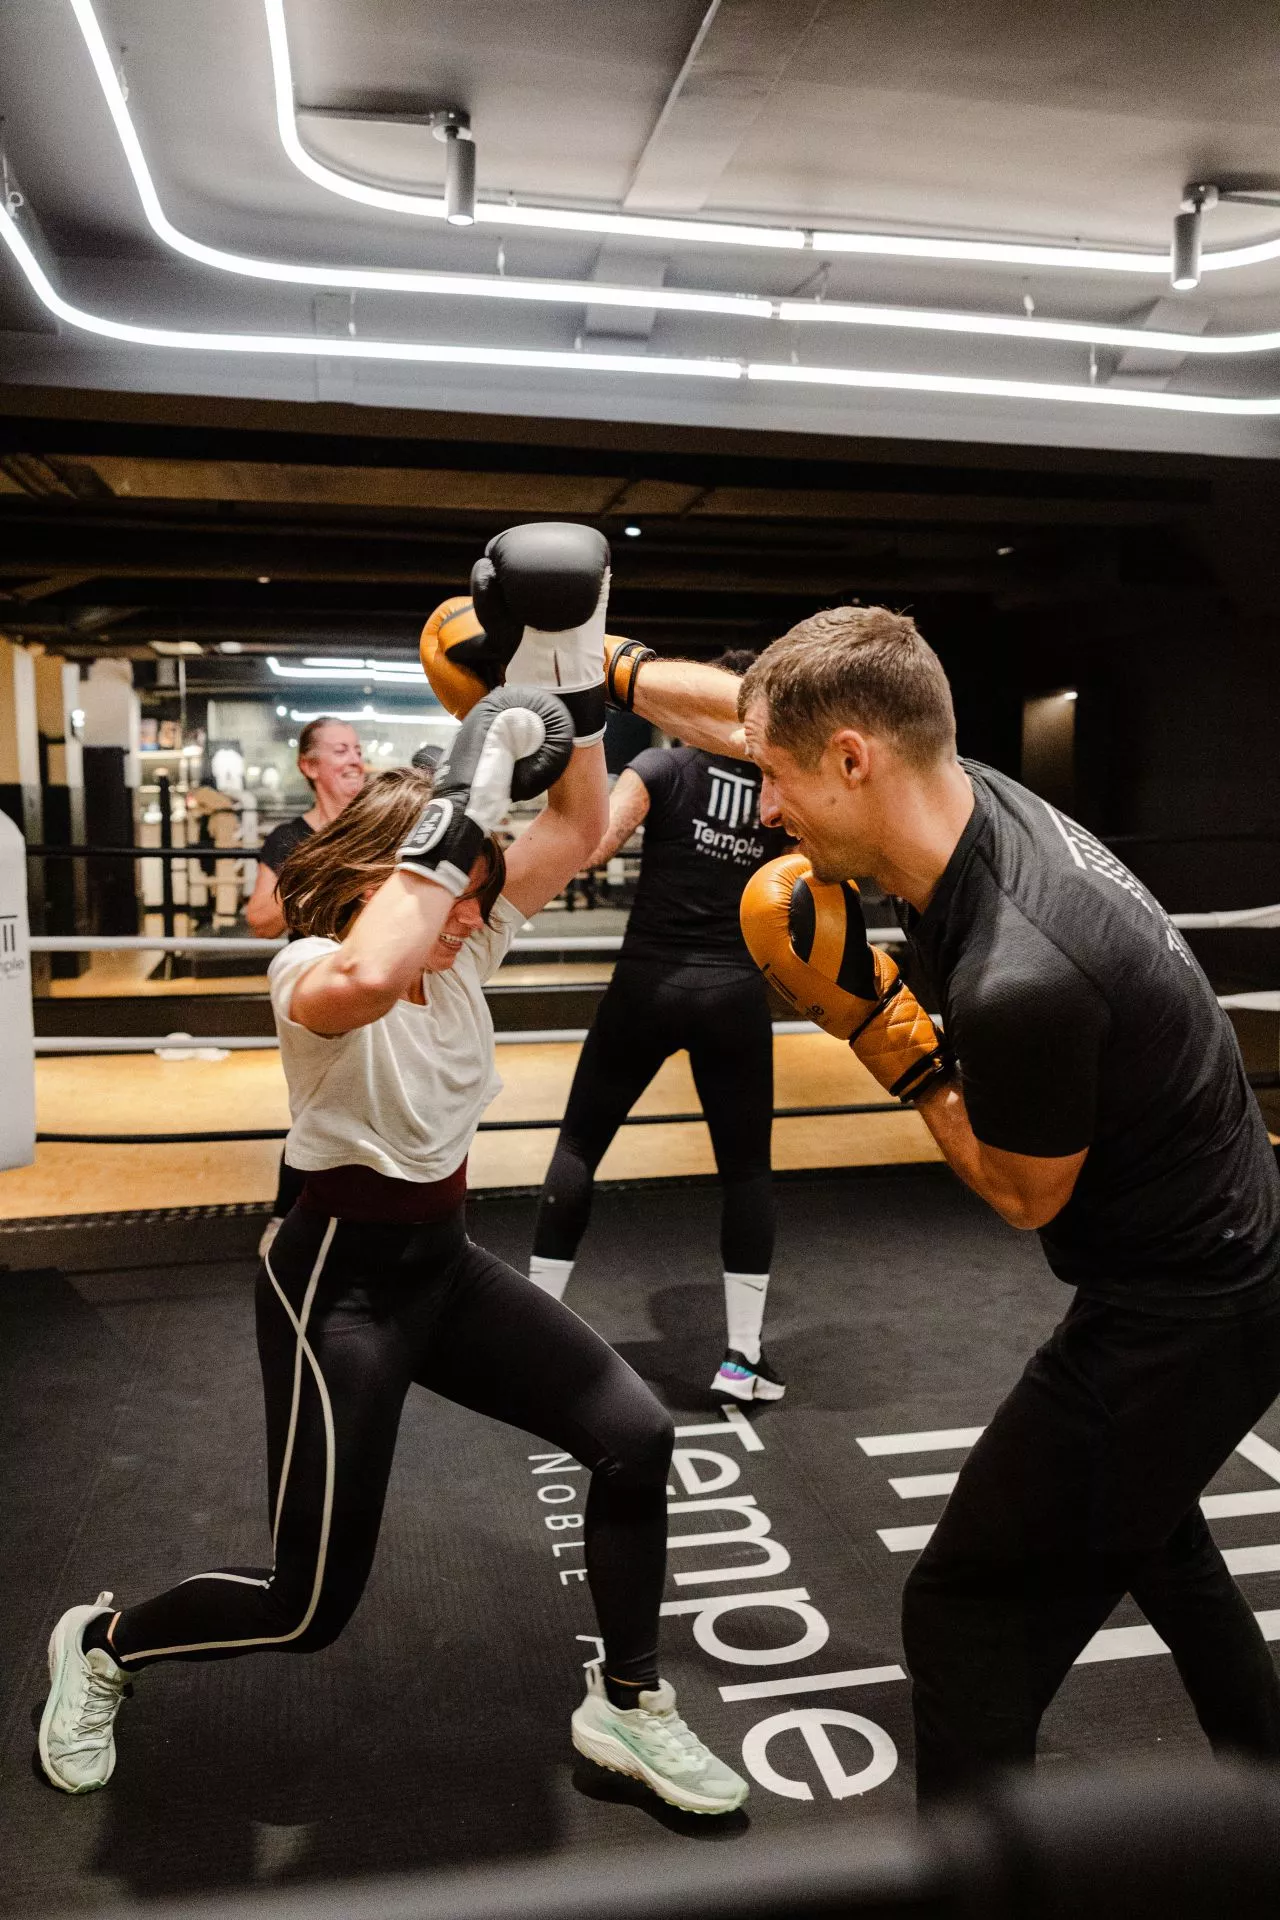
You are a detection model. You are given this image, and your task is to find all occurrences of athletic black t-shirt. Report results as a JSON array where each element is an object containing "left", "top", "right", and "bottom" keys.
[
  {"left": 620, "top": 748, "right": 788, "bottom": 970},
  {"left": 259, "top": 816, "right": 314, "bottom": 875},
  {"left": 901, "top": 762, "right": 1280, "bottom": 1312}
]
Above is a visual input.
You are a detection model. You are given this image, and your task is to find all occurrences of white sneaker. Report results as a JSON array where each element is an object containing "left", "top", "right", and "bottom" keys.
[
  {"left": 258, "top": 1216, "right": 284, "bottom": 1260},
  {"left": 571, "top": 1669, "right": 748, "bottom": 1814},
  {"left": 39, "top": 1592, "right": 128, "bottom": 1794},
  {"left": 711, "top": 1347, "right": 787, "bottom": 1402}
]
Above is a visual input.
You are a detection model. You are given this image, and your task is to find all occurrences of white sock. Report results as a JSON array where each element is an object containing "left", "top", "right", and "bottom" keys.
[
  {"left": 723, "top": 1271, "right": 769, "bottom": 1365},
  {"left": 529, "top": 1255, "right": 574, "bottom": 1301}
]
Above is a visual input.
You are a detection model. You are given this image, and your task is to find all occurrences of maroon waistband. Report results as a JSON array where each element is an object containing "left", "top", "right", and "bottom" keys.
[{"left": 298, "top": 1160, "right": 467, "bottom": 1224}]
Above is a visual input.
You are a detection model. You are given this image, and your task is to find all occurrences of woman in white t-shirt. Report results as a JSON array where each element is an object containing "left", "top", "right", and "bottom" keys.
[{"left": 40, "top": 686, "right": 746, "bottom": 1819}]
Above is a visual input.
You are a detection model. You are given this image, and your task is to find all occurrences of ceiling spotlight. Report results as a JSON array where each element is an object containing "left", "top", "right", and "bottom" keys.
[
  {"left": 217, "top": 640, "right": 244, "bottom": 654},
  {"left": 997, "top": 545, "right": 1015, "bottom": 556},
  {"left": 257, "top": 574, "right": 272, "bottom": 584},
  {"left": 432, "top": 111, "right": 475, "bottom": 226},
  {"left": 1061, "top": 689, "right": 1079, "bottom": 702},
  {"left": 276, "top": 704, "right": 287, "bottom": 716},
  {"left": 1172, "top": 183, "right": 1218, "bottom": 292},
  {"left": 623, "top": 524, "right": 641, "bottom": 538}
]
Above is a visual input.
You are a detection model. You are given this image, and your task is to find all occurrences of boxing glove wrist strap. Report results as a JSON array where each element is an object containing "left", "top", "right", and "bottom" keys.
[
  {"left": 395, "top": 800, "right": 484, "bottom": 899},
  {"left": 556, "top": 683, "right": 608, "bottom": 746},
  {"left": 605, "top": 638, "right": 656, "bottom": 712},
  {"left": 848, "top": 976, "right": 955, "bottom": 1104}
]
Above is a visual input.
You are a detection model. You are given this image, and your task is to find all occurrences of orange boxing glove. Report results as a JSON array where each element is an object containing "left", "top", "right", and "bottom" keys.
[
  {"left": 740, "top": 851, "right": 952, "bottom": 1102},
  {"left": 419, "top": 597, "right": 504, "bottom": 718}
]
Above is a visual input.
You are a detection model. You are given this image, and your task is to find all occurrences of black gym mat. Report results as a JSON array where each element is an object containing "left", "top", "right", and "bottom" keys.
[{"left": 3, "top": 1168, "right": 1280, "bottom": 1912}]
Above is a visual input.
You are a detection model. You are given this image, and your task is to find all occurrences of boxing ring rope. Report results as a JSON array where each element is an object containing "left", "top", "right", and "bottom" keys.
[{"left": 25, "top": 913, "right": 1279, "bottom": 1136}]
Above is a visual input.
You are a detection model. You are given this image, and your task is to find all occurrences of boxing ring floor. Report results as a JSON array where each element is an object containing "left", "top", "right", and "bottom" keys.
[{"left": 5, "top": 1170, "right": 1280, "bottom": 1912}]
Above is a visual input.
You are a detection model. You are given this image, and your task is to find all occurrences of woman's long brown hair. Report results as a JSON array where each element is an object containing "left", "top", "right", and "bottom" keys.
[{"left": 276, "top": 766, "right": 506, "bottom": 941}]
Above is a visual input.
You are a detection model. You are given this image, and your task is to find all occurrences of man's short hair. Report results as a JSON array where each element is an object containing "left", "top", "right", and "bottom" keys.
[{"left": 738, "top": 606, "right": 956, "bottom": 769}]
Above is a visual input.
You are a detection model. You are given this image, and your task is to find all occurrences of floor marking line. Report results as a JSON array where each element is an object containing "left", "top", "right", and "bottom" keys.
[
  {"left": 673, "top": 1405, "right": 764, "bottom": 1451},
  {"left": 720, "top": 1665, "right": 906, "bottom": 1702},
  {"left": 857, "top": 1427, "right": 984, "bottom": 1456},
  {"left": 1235, "top": 1430, "right": 1280, "bottom": 1485},
  {"left": 878, "top": 1524, "right": 937, "bottom": 1552},
  {"left": 889, "top": 1471, "right": 959, "bottom": 1499},
  {"left": 1222, "top": 1543, "right": 1280, "bottom": 1575},
  {"left": 1201, "top": 1489, "right": 1280, "bottom": 1518}
]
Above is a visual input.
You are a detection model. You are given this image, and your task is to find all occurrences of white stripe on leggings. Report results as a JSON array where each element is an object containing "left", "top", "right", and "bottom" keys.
[{"left": 121, "top": 1216, "right": 339, "bottom": 1661}]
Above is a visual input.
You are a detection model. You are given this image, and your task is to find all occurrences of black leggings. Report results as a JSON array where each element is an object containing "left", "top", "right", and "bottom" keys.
[
  {"left": 108, "top": 1206, "right": 672, "bottom": 1686},
  {"left": 534, "top": 960, "right": 775, "bottom": 1272},
  {"left": 902, "top": 1285, "right": 1280, "bottom": 1800}
]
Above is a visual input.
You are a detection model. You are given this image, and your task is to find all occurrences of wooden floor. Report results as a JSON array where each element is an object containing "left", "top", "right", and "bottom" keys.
[{"left": 2, "top": 1033, "right": 938, "bottom": 1218}]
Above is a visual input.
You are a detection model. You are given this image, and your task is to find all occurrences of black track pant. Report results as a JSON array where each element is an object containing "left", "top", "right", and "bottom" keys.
[
  {"left": 272, "top": 1154, "right": 305, "bottom": 1219},
  {"left": 534, "top": 960, "right": 775, "bottom": 1273},
  {"left": 902, "top": 1284, "right": 1280, "bottom": 1800},
  {"left": 108, "top": 1206, "right": 672, "bottom": 1685}
]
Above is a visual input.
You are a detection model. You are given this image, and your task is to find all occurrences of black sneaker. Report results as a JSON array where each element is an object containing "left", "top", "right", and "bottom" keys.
[{"left": 710, "top": 1348, "right": 786, "bottom": 1403}]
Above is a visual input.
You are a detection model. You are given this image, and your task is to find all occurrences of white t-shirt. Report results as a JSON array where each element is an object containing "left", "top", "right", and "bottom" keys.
[{"left": 268, "top": 896, "right": 523, "bottom": 1183}]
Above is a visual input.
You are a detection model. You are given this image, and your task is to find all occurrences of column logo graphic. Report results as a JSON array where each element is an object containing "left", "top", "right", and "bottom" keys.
[{"left": 706, "top": 767, "right": 760, "bottom": 831}]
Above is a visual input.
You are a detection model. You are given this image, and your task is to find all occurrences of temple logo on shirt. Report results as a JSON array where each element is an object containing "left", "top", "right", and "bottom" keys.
[
  {"left": 1043, "top": 801, "right": 1193, "bottom": 967},
  {"left": 706, "top": 766, "right": 760, "bottom": 831}
]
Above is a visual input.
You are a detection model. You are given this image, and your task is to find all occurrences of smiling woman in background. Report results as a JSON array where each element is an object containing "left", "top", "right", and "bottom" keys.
[{"left": 247, "top": 715, "right": 367, "bottom": 1252}]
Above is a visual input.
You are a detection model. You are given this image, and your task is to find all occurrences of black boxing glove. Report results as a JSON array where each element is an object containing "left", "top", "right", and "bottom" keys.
[
  {"left": 397, "top": 687, "right": 573, "bottom": 896},
  {"left": 470, "top": 523, "right": 610, "bottom": 745}
]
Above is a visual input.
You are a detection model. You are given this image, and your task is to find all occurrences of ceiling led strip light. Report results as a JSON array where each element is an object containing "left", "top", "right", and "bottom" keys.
[
  {"left": 263, "top": 0, "right": 1280, "bottom": 278},
  {"left": 57, "top": 0, "right": 1280, "bottom": 361},
  {"left": 5, "top": 197, "right": 1280, "bottom": 416}
]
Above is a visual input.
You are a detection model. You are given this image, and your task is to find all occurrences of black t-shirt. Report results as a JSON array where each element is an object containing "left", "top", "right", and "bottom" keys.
[
  {"left": 620, "top": 748, "right": 789, "bottom": 971},
  {"left": 901, "top": 762, "right": 1280, "bottom": 1312},
  {"left": 259, "top": 816, "right": 314, "bottom": 875}
]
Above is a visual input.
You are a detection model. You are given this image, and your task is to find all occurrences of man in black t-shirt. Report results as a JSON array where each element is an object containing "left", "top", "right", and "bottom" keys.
[
  {"left": 611, "top": 605, "right": 1280, "bottom": 1796},
  {"left": 530, "top": 662, "right": 791, "bottom": 1401}
]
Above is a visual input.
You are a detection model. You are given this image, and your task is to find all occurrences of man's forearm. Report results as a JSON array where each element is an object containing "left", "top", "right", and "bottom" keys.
[
  {"left": 914, "top": 1080, "right": 1085, "bottom": 1231},
  {"left": 629, "top": 659, "right": 748, "bottom": 759}
]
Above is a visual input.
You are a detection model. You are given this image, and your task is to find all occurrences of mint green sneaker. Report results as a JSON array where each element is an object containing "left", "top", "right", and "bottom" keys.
[
  {"left": 571, "top": 1670, "right": 748, "bottom": 1814},
  {"left": 39, "top": 1591, "right": 128, "bottom": 1793}
]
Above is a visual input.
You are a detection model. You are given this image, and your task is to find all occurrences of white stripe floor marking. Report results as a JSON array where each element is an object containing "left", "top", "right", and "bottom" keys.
[
  {"left": 857, "top": 1427, "right": 985, "bottom": 1456},
  {"left": 721, "top": 1665, "right": 906, "bottom": 1702},
  {"left": 673, "top": 1406, "right": 763, "bottom": 1450},
  {"left": 1201, "top": 1489, "right": 1280, "bottom": 1518},
  {"left": 889, "top": 1471, "right": 959, "bottom": 1499},
  {"left": 1235, "top": 1430, "right": 1280, "bottom": 1483},
  {"left": 878, "top": 1524, "right": 937, "bottom": 1552},
  {"left": 1222, "top": 1543, "right": 1280, "bottom": 1576}
]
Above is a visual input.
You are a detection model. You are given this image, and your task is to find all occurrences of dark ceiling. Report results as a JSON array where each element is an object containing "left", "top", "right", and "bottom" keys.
[{"left": 2, "top": 383, "right": 1269, "bottom": 713}]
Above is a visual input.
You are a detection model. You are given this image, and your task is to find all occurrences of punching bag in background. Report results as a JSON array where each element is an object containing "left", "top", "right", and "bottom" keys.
[{"left": 0, "top": 811, "right": 35, "bottom": 1170}]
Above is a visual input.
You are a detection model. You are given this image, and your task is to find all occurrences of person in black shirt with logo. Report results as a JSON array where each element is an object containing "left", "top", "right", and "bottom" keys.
[
  {"left": 530, "top": 653, "right": 791, "bottom": 1401},
  {"left": 614, "top": 605, "right": 1280, "bottom": 1796}
]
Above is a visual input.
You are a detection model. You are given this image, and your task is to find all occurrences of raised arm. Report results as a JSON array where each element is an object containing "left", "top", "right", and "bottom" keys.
[
  {"left": 502, "top": 742, "right": 609, "bottom": 919},
  {"left": 609, "top": 644, "right": 748, "bottom": 759},
  {"left": 289, "top": 869, "right": 455, "bottom": 1036}
]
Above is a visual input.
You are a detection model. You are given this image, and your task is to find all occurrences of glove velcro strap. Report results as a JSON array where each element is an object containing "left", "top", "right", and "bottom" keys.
[
  {"left": 850, "top": 974, "right": 953, "bottom": 1103},
  {"left": 395, "top": 800, "right": 484, "bottom": 898},
  {"left": 557, "top": 683, "right": 608, "bottom": 746},
  {"left": 605, "top": 638, "right": 656, "bottom": 712}
]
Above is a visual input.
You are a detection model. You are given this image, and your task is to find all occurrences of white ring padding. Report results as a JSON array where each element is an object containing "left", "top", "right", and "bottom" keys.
[
  {"left": 26, "top": 908, "right": 1280, "bottom": 958},
  {"left": 1172, "top": 905, "right": 1280, "bottom": 929}
]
